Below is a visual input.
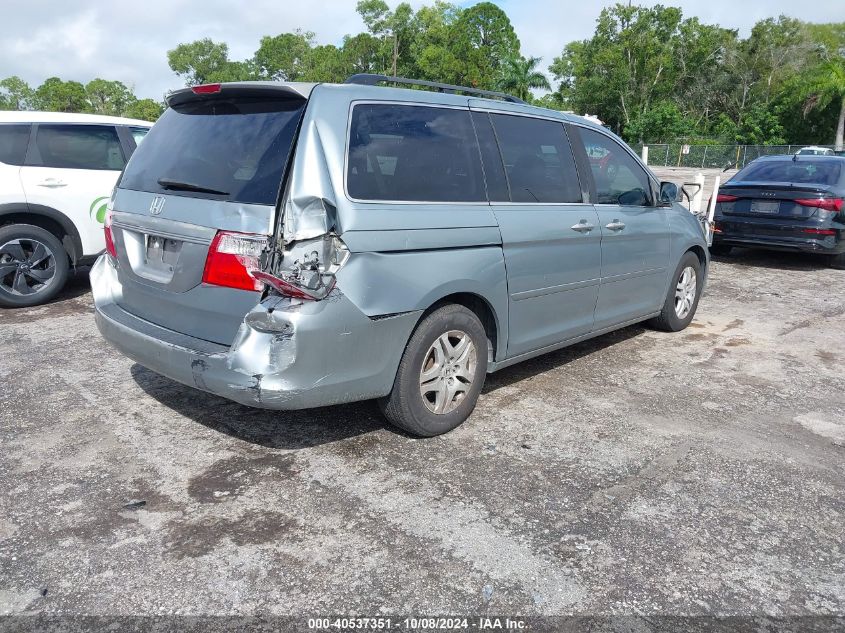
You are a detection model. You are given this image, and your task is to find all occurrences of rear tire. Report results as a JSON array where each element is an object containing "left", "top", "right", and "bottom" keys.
[
  {"left": 649, "top": 251, "right": 703, "bottom": 332},
  {"left": 379, "top": 304, "right": 488, "bottom": 437},
  {"left": 709, "top": 243, "right": 732, "bottom": 256},
  {"left": 0, "top": 224, "right": 69, "bottom": 308},
  {"left": 828, "top": 252, "right": 845, "bottom": 270}
]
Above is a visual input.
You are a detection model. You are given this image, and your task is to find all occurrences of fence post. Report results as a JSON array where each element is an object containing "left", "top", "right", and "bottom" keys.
[
  {"left": 664, "top": 145, "right": 670, "bottom": 166},
  {"left": 701, "top": 146, "right": 708, "bottom": 169},
  {"left": 641, "top": 145, "right": 649, "bottom": 165}
]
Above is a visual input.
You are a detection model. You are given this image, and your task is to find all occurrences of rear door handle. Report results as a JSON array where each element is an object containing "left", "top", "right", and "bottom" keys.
[
  {"left": 570, "top": 220, "right": 595, "bottom": 233},
  {"left": 605, "top": 221, "right": 626, "bottom": 231},
  {"left": 37, "top": 178, "right": 67, "bottom": 188}
]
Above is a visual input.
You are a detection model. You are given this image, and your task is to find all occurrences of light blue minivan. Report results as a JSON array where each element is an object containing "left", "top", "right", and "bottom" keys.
[{"left": 91, "top": 75, "right": 708, "bottom": 436}]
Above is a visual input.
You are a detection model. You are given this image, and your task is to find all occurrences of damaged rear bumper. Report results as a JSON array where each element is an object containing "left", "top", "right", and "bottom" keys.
[{"left": 90, "top": 256, "right": 421, "bottom": 410}]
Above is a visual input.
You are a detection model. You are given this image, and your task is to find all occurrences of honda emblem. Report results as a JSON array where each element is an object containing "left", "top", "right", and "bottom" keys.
[{"left": 149, "top": 196, "right": 166, "bottom": 215}]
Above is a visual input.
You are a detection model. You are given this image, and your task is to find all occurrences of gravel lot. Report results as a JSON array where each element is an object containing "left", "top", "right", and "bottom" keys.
[{"left": 1, "top": 248, "right": 844, "bottom": 624}]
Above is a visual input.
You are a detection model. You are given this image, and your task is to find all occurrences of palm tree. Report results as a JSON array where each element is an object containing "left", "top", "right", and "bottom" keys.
[
  {"left": 803, "top": 51, "right": 845, "bottom": 151},
  {"left": 497, "top": 56, "right": 551, "bottom": 102}
]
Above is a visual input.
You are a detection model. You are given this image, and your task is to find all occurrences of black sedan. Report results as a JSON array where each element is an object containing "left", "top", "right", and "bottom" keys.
[{"left": 711, "top": 155, "right": 845, "bottom": 268}]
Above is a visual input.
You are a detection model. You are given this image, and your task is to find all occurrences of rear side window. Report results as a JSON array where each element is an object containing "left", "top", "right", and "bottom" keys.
[
  {"left": 577, "top": 127, "right": 652, "bottom": 206},
  {"left": 130, "top": 127, "right": 149, "bottom": 146},
  {"left": 120, "top": 97, "right": 305, "bottom": 205},
  {"left": 735, "top": 160, "right": 842, "bottom": 186},
  {"left": 31, "top": 125, "right": 125, "bottom": 171},
  {"left": 0, "top": 124, "right": 30, "bottom": 166},
  {"left": 347, "top": 104, "right": 485, "bottom": 202},
  {"left": 490, "top": 114, "right": 582, "bottom": 203}
]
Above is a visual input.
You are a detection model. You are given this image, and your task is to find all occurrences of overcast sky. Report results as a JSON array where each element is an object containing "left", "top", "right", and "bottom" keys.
[{"left": 1, "top": 0, "right": 843, "bottom": 100}]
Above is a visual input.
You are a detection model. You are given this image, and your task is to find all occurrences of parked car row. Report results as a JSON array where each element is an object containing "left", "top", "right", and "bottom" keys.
[{"left": 1, "top": 75, "right": 841, "bottom": 436}]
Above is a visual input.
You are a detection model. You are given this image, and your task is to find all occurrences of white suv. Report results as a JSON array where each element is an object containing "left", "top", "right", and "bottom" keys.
[{"left": 0, "top": 111, "right": 152, "bottom": 307}]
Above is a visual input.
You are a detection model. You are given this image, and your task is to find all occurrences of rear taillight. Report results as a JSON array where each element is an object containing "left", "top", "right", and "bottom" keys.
[
  {"left": 202, "top": 231, "right": 267, "bottom": 292},
  {"left": 794, "top": 198, "right": 843, "bottom": 213},
  {"left": 803, "top": 228, "right": 837, "bottom": 236},
  {"left": 104, "top": 210, "right": 117, "bottom": 259},
  {"left": 716, "top": 194, "right": 738, "bottom": 203}
]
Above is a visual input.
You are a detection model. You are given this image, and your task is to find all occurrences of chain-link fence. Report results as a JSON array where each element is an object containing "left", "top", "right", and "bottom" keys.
[{"left": 633, "top": 143, "right": 838, "bottom": 169}]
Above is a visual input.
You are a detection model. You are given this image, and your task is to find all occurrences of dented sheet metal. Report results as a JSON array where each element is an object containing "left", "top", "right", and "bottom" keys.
[
  {"left": 282, "top": 118, "right": 339, "bottom": 242},
  {"left": 91, "top": 256, "right": 421, "bottom": 410}
]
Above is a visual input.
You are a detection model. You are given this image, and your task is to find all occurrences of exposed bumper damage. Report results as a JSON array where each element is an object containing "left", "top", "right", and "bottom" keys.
[{"left": 91, "top": 256, "right": 421, "bottom": 410}]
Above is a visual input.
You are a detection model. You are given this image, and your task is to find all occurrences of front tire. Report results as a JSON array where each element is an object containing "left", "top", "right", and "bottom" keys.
[
  {"left": 649, "top": 251, "right": 703, "bottom": 332},
  {"left": 0, "top": 224, "right": 69, "bottom": 308},
  {"left": 379, "top": 304, "right": 488, "bottom": 437}
]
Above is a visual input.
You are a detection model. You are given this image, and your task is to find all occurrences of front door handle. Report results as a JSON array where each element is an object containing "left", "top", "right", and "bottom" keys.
[
  {"left": 37, "top": 178, "right": 67, "bottom": 188},
  {"left": 570, "top": 220, "right": 595, "bottom": 233},
  {"left": 605, "top": 220, "right": 626, "bottom": 231}
]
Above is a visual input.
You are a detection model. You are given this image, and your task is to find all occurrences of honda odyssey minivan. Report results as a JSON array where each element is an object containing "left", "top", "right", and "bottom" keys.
[{"left": 91, "top": 75, "right": 708, "bottom": 436}]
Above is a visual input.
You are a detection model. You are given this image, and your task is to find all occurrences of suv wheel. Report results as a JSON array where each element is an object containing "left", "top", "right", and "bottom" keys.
[
  {"left": 649, "top": 251, "right": 703, "bottom": 332},
  {"left": 0, "top": 224, "right": 69, "bottom": 308},
  {"left": 380, "top": 304, "right": 488, "bottom": 437}
]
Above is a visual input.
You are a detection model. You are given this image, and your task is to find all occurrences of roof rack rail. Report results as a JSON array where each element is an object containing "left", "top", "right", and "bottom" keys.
[{"left": 345, "top": 73, "right": 526, "bottom": 104}]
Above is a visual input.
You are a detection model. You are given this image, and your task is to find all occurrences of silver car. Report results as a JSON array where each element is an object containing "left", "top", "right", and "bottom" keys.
[{"left": 91, "top": 75, "right": 708, "bottom": 436}]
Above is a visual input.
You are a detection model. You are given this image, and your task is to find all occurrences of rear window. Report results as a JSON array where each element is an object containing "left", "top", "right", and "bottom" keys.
[
  {"left": 0, "top": 124, "right": 30, "bottom": 166},
  {"left": 347, "top": 104, "right": 485, "bottom": 202},
  {"left": 120, "top": 97, "right": 305, "bottom": 205},
  {"left": 735, "top": 160, "right": 842, "bottom": 186}
]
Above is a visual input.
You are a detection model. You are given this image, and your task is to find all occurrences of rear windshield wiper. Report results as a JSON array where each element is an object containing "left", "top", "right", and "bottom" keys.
[{"left": 157, "top": 178, "right": 229, "bottom": 196}]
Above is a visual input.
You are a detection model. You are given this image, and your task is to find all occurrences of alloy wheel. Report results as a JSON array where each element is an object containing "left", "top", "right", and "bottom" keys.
[
  {"left": 0, "top": 239, "right": 58, "bottom": 297},
  {"left": 674, "top": 266, "right": 697, "bottom": 319},
  {"left": 419, "top": 330, "right": 477, "bottom": 415}
]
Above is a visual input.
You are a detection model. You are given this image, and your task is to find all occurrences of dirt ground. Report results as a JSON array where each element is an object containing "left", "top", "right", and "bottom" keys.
[{"left": 1, "top": 248, "right": 843, "bottom": 625}]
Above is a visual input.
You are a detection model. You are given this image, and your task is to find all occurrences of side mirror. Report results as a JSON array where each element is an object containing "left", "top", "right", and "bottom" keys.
[{"left": 659, "top": 181, "right": 682, "bottom": 205}]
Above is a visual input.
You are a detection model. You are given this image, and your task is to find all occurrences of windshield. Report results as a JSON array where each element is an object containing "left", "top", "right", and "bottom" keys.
[
  {"left": 733, "top": 160, "right": 842, "bottom": 186},
  {"left": 119, "top": 96, "right": 305, "bottom": 205}
]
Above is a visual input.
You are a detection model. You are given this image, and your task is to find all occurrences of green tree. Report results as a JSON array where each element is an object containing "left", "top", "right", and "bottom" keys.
[
  {"left": 125, "top": 98, "right": 164, "bottom": 122},
  {"left": 34, "top": 77, "right": 90, "bottom": 113},
  {"left": 342, "top": 33, "right": 382, "bottom": 75},
  {"left": 254, "top": 30, "right": 315, "bottom": 81},
  {"left": 497, "top": 56, "right": 550, "bottom": 102},
  {"left": 0, "top": 76, "right": 34, "bottom": 110},
  {"left": 356, "top": 0, "right": 416, "bottom": 76},
  {"left": 85, "top": 79, "right": 136, "bottom": 116},
  {"left": 801, "top": 24, "right": 845, "bottom": 149},
  {"left": 450, "top": 2, "right": 520, "bottom": 88},
  {"left": 167, "top": 39, "right": 236, "bottom": 85}
]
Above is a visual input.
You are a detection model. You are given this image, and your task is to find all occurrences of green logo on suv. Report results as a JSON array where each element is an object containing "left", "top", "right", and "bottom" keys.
[{"left": 90, "top": 197, "right": 109, "bottom": 224}]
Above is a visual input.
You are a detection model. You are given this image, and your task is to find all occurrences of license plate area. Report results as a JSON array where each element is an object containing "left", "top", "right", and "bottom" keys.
[
  {"left": 750, "top": 200, "right": 780, "bottom": 214},
  {"left": 145, "top": 234, "right": 182, "bottom": 269}
]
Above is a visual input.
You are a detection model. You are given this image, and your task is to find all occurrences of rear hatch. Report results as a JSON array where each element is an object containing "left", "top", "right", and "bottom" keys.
[{"left": 109, "top": 84, "right": 307, "bottom": 345}]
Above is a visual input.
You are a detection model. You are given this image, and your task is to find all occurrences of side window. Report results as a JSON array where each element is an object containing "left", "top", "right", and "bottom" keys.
[
  {"left": 577, "top": 127, "right": 652, "bottom": 206},
  {"left": 0, "top": 124, "right": 31, "bottom": 166},
  {"left": 347, "top": 104, "right": 485, "bottom": 202},
  {"left": 130, "top": 127, "right": 149, "bottom": 147},
  {"left": 490, "top": 114, "right": 582, "bottom": 203},
  {"left": 470, "top": 111, "right": 510, "bottom": 202},
  {"left": 30, "top": 125, "right": 125, "bottom": 171}
]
